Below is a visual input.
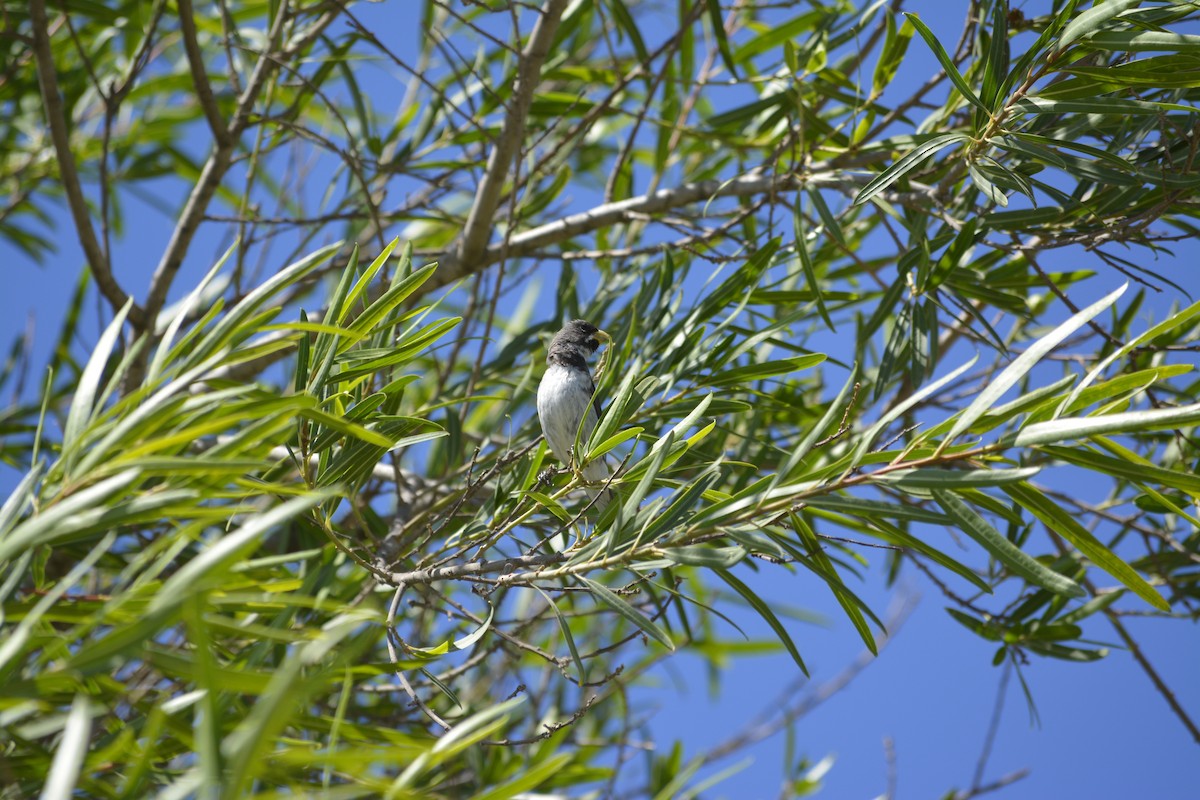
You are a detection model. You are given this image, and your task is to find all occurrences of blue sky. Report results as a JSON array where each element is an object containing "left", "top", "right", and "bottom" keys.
[{"left": 2, "top": 1, "right": 1198, "bottom": 797}]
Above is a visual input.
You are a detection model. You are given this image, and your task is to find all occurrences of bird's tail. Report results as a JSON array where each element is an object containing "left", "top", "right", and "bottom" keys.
[
  {"left": 582, "top": 459, "right": 614, "bottom": 513},
  {"left": 588, "top": 486, "right": 614, "bottom": 512}
]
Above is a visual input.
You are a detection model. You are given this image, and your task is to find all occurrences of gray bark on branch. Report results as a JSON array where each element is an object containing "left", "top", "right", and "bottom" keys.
[
  {"left": 453, "top": 0, "right": 570, "bottom": 272},
  {"left": 29, "top": 0, "right": 144, "bottom": 327}
]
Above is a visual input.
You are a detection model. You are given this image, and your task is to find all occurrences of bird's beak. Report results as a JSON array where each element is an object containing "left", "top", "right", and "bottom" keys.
[{"left": 594, "top": 329, "right": 612, "bottom": 345}]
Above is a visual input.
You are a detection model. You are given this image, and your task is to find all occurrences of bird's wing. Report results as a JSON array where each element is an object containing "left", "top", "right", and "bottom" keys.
[{"left": 587, "top": 371, "right": 604, "bottom": 423}]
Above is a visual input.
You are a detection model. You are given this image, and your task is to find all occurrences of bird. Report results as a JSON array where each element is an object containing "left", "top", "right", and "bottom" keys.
[{"left": 537, "top": 319, "right": 613, "bottom": 511}]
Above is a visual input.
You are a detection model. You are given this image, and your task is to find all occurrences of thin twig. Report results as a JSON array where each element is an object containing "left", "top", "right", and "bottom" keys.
[
  {"left": 29, "top": 0, "right": 141, "bottom": 325},
  {"left": 454, "top": 0, "right": 569, "bottom": 270}
]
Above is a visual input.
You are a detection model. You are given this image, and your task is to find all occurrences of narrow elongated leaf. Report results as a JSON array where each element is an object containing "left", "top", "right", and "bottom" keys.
[
  {"left": 806, "top": 495, "right": 949, "bottom": 524},
  {"left": 535, "top": 586, "right": 586, "bottom": 683},
  {"left": 339, "top": 238, "right": 399, "bottom": 324},
  {"left": 150, "top": 491, "right": 337, "bottom": 613},
  {"left": 300, "top": 407, "right": 395, "bottom": 447},
  {"left": 471, "top": 753, "right": 574, "bottom": 800},
  {"left": 580, "top": 576, "right": 674, "bottom": 650},
  {"left": 706, "top": 0, "right": 737, "bottom": 76},
  {"left": 620, "top": 431, "right": 673, "bottom": 531},
  {"left": 586, "top": 426, "right": 643, "bottom": 461},
  {"left": 0, "top": 469, "right": 140, "bottom": 564},
  {"left": 854, "top": 133, "right": 969, "bottom": 206},
  {"left": 1005, "top": 483, "right": 1168, "bottom": 611},
  {"left": 933, "top": 488, "right": 1085, "bottom": 598},
  {"left": 0, "top": 532, "right": 114, "bottom": 673},
  {"left": 657, "top": 544, "right": 747, "bottom": 569},
  {"left": 770, "top": 367, "right": 858, "bottom": 494},
  {"left": 150, "top": 247, "right": 233, "bottom": 382},
  {"left": 868, "top": 518, "right": 993, "bottom": 593},
  {"left": 905, "top": 14, "right": 987, "bottom": 111},
  {"left": 792, "top": 513, "right": 877, "bottom": 654},
  {"left": 715, "top": 568, "right": 808, "bottom": 675},
  {"left": 942, "top": 284, "right": 1127, "bottom": 447},
  {"left": 883, "top": 466, "right": 1041, "bottom": 488},
  {"left": 1011, "top": 402, "right": 1200, "bottom": 448},
  {"left": 708, "top": 355, "right": 825, "bottom": 386},
  {"left": 1088, "top": 31, "right": 1200, "bottom": 52},
  {"left": 64, "top": 299, "right": 133, "bottom": 453},
  {"left": 646, "top": 471, "right": 719, "bottom": 543},
  {"left": 1054, "top": 0, "right": 1142, "bottom": 53},
  {"left": 453, "top": 602, "right": 494, "bottom": 650},
  {"left": 0, "top": 462, "right": 43, "bottom": 538},
  {"left": 341, "top": 263, "right": 438, "bottom": 348},
  {"left": 587, "top": 356, "right": 642, "bottom": 457},
  {"left": 794, "top": 193, "right": 835, "bottom": 330},
  {"left": 872, "top": 13, "right": 914, "bottom": 96},
  {"left": 40, "top": 695, "right": 91, "bottom": 800},
  {"left": 649, "top": 393, "right": 712, "bottom": 455},
  {"left": 1055, "top": 299, "right": 1200, "bottom": 419},
  {"left": 1041, "top": 445, "right": 1200, "bottom": 496}
]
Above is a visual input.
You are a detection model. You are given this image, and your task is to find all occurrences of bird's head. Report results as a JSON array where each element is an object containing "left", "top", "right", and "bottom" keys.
[{"left": 548, "top": 319, "right": 610, "bottom": 364}]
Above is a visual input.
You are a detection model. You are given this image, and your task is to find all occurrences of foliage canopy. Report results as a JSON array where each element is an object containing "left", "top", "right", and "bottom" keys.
[{"left": 1, "top": 0, "right": 1198, "bottom": 796}]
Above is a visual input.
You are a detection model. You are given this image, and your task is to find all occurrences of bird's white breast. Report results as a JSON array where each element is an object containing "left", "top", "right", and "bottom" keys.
[{"left": 537, "top": 363, "right": 602, "bottom": 477}]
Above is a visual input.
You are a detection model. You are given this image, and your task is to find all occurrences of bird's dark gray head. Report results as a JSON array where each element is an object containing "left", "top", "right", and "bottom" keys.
[{"left": 547, "top": 319, "right": 609, "bottom": 368}]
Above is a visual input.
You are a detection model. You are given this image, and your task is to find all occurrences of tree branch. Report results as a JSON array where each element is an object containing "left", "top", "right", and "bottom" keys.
[
  {"left": 29, "top": 0, "right": 144, "bottom": 327},
  {"left": 454, "top": 0, "right": 569, "bottom": 271},
  {"left": 142, "top": 3, "right": 341, "bottom": 331},
  {"left": 177, "top": 0, "right": 230, "bottom": 147},
  {"left": 438, "top": 170, "right": 820, "bottom": 290},
  {"left": 141, "top": 3, "right": 289, "bottom": 329},
  {"left": 389, "top": 551, "right": 568, "bottom": 588}
]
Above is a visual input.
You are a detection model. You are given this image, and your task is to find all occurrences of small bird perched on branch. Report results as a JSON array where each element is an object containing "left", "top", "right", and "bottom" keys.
[{"left": 537, "top": 319, "right": 613, "bottom": 511}]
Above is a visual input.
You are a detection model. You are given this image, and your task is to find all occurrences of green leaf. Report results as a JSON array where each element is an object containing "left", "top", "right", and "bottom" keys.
[
  {"left": 453, "top": 602, "right": 494, "bottom": 650},
  {"left": 1055, "top": 299, "right": 1200, "bottom": 419},
  {"left": 340, "top": 262, "right": 439, "bottom": 351},
  {"left": 882, "top": 467, "right": 1042, "bottom": 488},
  {"left": 586, "top": 426, "right": 644, "bottom": 461},
  {"left": 770, "top": 366, "right": 858, "bottom": 492},
  {"left": 1040, "top": 444, "right": 1200, "bottom": 497},
  {"left": 705, "top": 0, "right": 737, "bottom": 77},
  {"left": 933, "top": 488, "right": 1085, "bottom": 598},
  {"left": 0, "top": 469, "right": 141, "bottom": 565},
  {"left": 42, "top": 694, "right": 91, "bottom": 800},
  {"left": 339, "top": 239, "right": 399, "bottom": 323},
  {"left": 657, "top": 544, "right": 747, "bottom": 569},
  {"left": 854, "top": 133, "right": 969, "bottom": 207},
  {"left": 1087, "top": 31, "right": 1200, "bottom": 52},
  {"left": 707, "top": 355, "right": 825, "bottom": 386},
  {"left": 620, "top": 432, "right": 673, "bottom": 529},
  {"left": 300, "top": 407, "right": 395, "bottom": 448},
  {"left": 1011, "top": 402, "right": 1200, "bottom": 448},
  {"left": 535, "top": 586, "right": 586, "bottom": 683},
  {"left": 149, "top": 491, "right": 337, "bottom": 614},
  {"left": 942, "top": 283, "right": 1127, "bottom": 448},
  {"left": 791, "top": 513, "right": 878, "bottom": 654},
  {"left": 1054, "top": 0, "right": 1143, "bottom": 53},
  {"left": 793, "top": 193, "right": 835, "bottom": 331},
  {"left": 868, "top": 518, "right": 994, "bottom": 594},
  {"left": 472, "top": 753, "right": 574, "bottom": 800},
  {"left": 1005, "top": 483, "right": 1168, "bottom": 611},
  {"left": 580, "top": 576, "right": 674, "bottom": 650},
  {"left": 979, "top": 0, "right": 1011, "bottom": 113},
  {"left": 587, "top": 356, "right": 642, "bottom": 459},
  {"left": 64, "top": 298, "right": 133, "bottom": 455},
  {"left": 806, "top": 494, "right": 950, "bottom": 524},
  {"left": 715, "top": 568, "right": 808, "bottom": 675},
  {"left": 904, "top": 13, "right": 987, "bottom": 111},
  {"left": 872, "top": 13, "right": 914, "bottom": 96}
]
